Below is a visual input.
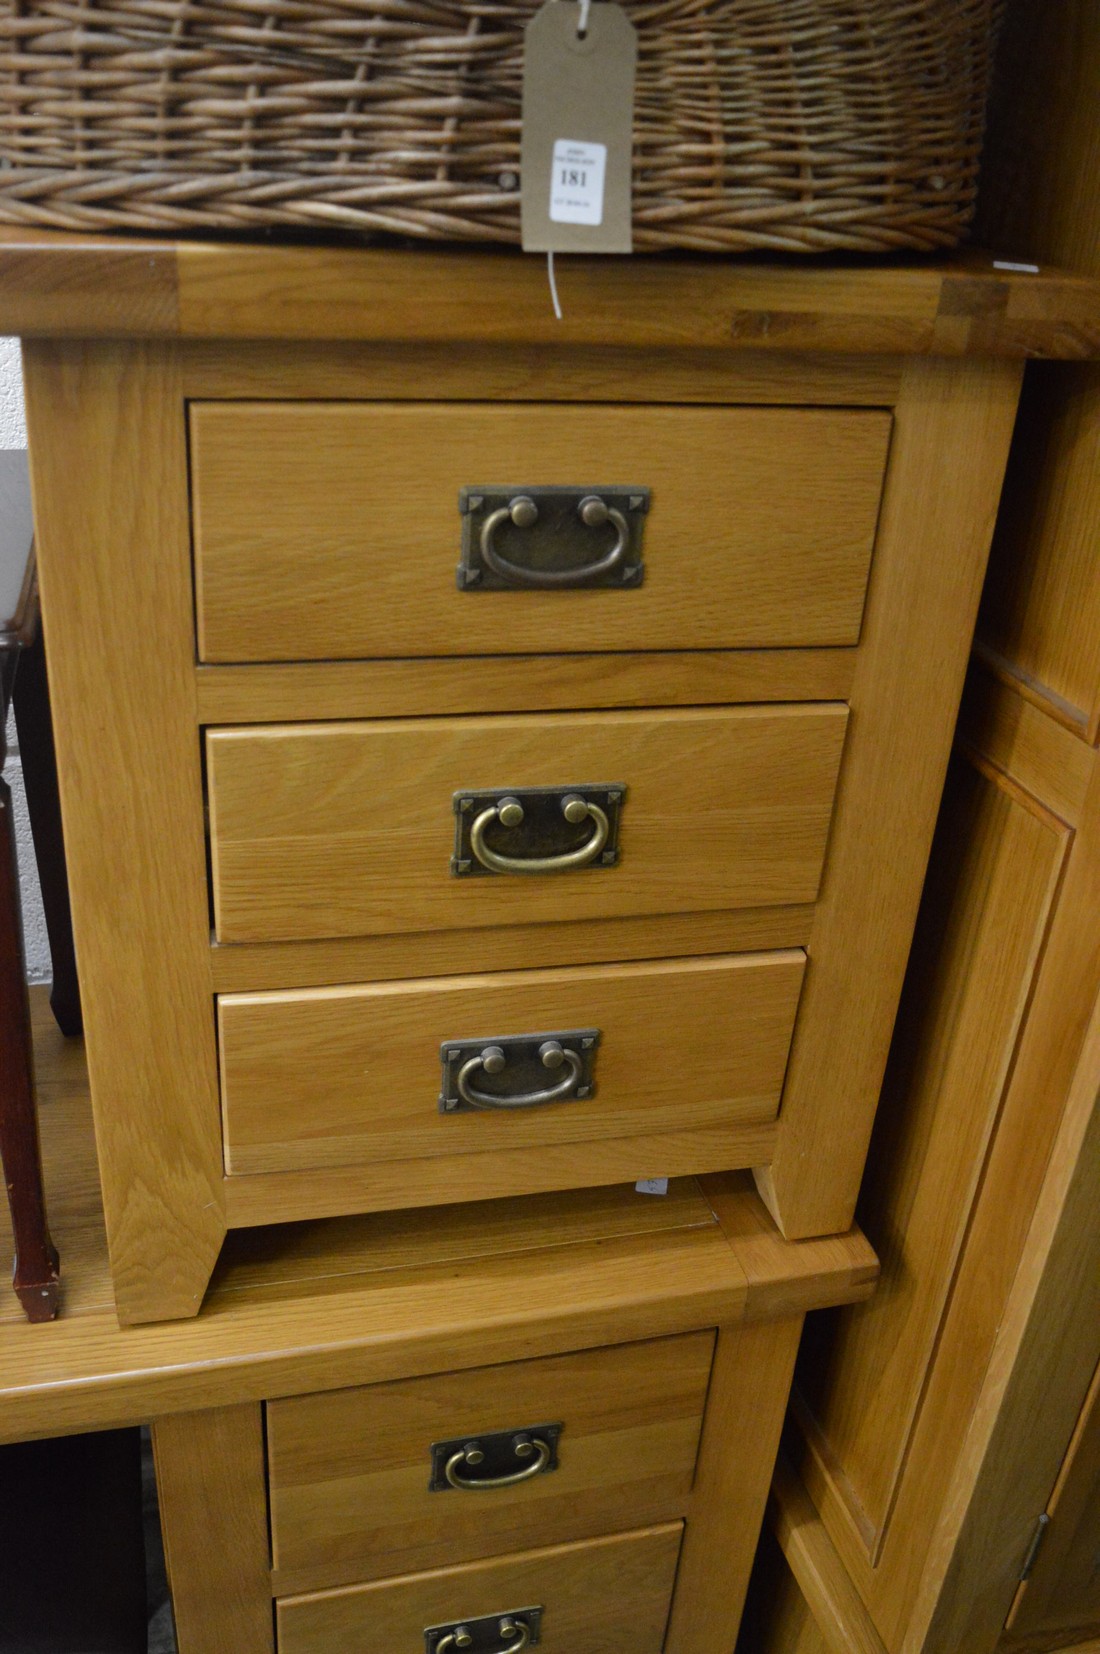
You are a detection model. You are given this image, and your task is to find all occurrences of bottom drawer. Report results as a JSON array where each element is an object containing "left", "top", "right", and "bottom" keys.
[{"left": 276, "top": 1523, "right": 683, "bottom": 1654}]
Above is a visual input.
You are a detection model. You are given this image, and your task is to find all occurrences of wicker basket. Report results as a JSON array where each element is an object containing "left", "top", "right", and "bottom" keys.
[{"left": 0, "top": 0, "right": 1001, "bottom": 251}]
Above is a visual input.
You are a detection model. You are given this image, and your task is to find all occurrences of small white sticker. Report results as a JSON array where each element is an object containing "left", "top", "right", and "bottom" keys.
[
  {"left": 993, "top": 260, "right": 1040, "bottom": 273},
  {"left": 635, "top": 1178, "right": 669, "bottom": 1196},
  {"left": 549, "top": 140, "right": 606, "bottom": 226}
]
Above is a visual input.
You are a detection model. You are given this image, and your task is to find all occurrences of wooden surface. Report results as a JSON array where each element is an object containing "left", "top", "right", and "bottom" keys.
[
  {"left": 907, "top": 990, "right": 1100, "bottom": 1654},
  {"left": 194, "top": 649, "right": 858, "bottom": 725},
  {"left": 1003, "top": 1361, "right": 1100, "bottom": 1652},
  {"left": 796, "top": 750, "right": 1069, "bottom": 1549},
  {"left": 276, "top": 1523, "right": 683, "bottom": 1654},
  {"left": 267, "top": 1330, "right": 713, "bottom": 1592},
  {"left": 755, "top": 355, "right": 1022, "bottom": 1240},
  {"left": 153, "top": 1404, "right": 273, "bottom": 1654},
  {"left": 0, "top": 991, "right": 876, "bottom": 1447},
  {"left": 23, "top": 339, "right": 225, "bottom": 1326},
  {"left": 770, "top": 1454, "right": 889, "bottom": 1654},
  {"left": 206, "top": 704, "right": 847, "bottom": 944},
  {"left": 979, "top": 364, "right": 1100, "bottom": 741},
  {"left": 665, "top": 1316, "right": 803, "bottom": 1654},
  {"left": 210, "top": 907, "right": 816, "bottom": 995},
  {"left": 221, "top": 1119, "right": 780, "bottom": 1231},
  {"left": 219, "top": 951, "right": 804, "bottom": 1175},
  {"left": 191, "top": 401, "right": 888, "bottom": 661},
  {"left": 790, "top": 692, "right": 1100, "bottom": 1649},
  {"left": 0, "top": 233, "right": 1099, "bottom": 356}
]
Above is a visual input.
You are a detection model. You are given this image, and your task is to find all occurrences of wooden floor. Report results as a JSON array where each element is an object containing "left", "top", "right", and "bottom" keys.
[{"left": 0, "top": 989, "right": 876, "bottom": 1448}]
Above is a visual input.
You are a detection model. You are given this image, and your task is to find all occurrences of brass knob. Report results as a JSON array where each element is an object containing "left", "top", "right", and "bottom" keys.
[
  {"left": 579, "top": 494, "right": 609, "bottom": 527},
  {"left": 561, "top": 793, "right": 588, "bottom": 824},
  {"left": 509, "top": 496, "right": 538, "bottom": 529},
  {"left": 480, "top": 1047, "right": 506, "bottom": 1075},
  {"left": 538, "top": 1041, "right": 566, "bottom": 1070},
  {"left": 497, "top": 797, "right": 524, "bottom": 829}
]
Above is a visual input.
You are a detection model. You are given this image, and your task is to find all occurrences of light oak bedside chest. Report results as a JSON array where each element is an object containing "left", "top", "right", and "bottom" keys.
[{"left": 4, "top": 235, "right": 1099, "bottom": 1326}]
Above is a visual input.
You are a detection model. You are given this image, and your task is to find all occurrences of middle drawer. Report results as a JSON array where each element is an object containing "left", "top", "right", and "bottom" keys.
[
  {"left": 219, "top": 951, "right": 805, "bottom": 1176},
  {"left": 267, "top": 1332, "right": 713, "bottom": 1590},
  {"left": 206, "top": 703, "right": 848, "bottom": 944}
]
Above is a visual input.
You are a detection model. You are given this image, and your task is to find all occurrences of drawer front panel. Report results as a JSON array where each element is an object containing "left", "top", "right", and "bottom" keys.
[
  {"left": 206, "top": 704, "right": 849, "bottom": 943},
  {"left": 268, "top": 1335, "right": 709, "bottom": 1586},
  {"left": 220, "top": 953, "right": 804, "bottom": 1176},
  {"left": 276, "top": 1524, "right": 684, "bottom": 1653},
  {"left": 191, "top": 401, "right": 891, "bottom": 662}
]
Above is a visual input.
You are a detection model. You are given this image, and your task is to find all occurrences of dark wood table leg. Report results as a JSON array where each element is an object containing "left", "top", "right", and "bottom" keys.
[
  {"left": 11, "top": 622, "right": 82, "bottom": 1037},
  {"left": 0, "top": 770, "right": 59, "bottom": 1321}
]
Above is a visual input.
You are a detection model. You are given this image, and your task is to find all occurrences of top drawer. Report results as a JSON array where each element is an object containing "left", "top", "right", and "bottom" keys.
[{"left": 191, "top": 402, "right": 891, "bottom": 663}]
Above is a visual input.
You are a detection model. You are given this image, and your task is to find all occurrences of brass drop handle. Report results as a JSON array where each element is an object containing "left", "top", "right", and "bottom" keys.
[
  {"left": 444, "top": 1435, "right": 553, "bottom": 1490},
  {"left": 436, "top": 1621, "right": 531, "bottom": 1654},
  {"left": 456, "top": 1041, "right": 584, "bottom": 1110},
  {"left": 469, "top": 794, "right": 609, "bottom": 875},
  {"left": 480, "top": 493, "right": 630, "bottom": 588}
]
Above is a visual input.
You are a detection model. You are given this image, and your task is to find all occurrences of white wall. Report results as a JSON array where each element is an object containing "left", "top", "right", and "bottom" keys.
[{"left": 2, "top": 336, "right": 51, "bottom": 983}]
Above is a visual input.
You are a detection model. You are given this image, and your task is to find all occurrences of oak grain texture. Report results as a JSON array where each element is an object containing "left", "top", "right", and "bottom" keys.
[
  {"left": 181, "top": 339, "right": 904, "bottom": 406},
  {"left": 222, "top": 1118, "right": 779, "bottom": 1228},
  {"left": 206, "top": 703, "right": 848, "bottom": 944},
  {"left": 2, "top": 232, "right": 1098, "bottom": 356},
  {"left": 22, "top": 340, "right": 224, "bottom": 1325},
  {"left": 978, "top": 363, "right": 1100, "bottom": 742},
  {"left": 700, "top": 1172, "right": 878, "bottom": 1325},
  {"left": 789, "top": 729, "right": 1100, "bottom": 1650},
  {"left": 194, "top": 649, "right": 858, "bottom": 725},
  {"left": 191, "top": 401, "right": 889, "bottom": 661},
  {"left": 152, "top": 1403, "right": 272, "bottom": 1654},
  {"left": 908, "top": 989, "right": 1100, "bottom": 1654},
  {"left": 218, "top": 950, "right": 805, "bottom": 1175},
  {"left": 267, "top": 1331, "right": 713, "bottom": 1591},
  {"left": 795, "top": 751, "right": 1070, "bottom": 1549},
  {"left": 209, "top": 906, "right": 816, "bottom": 994},
  {"left": 276, "top": 1523, "right": 683, "bottom": 1654},
  {"left": 1003, "top": 1360, "right": 1100, "bottom": 1652},
  {"left": 666, "top": 1316, "right": 803, "bottom": 1654},
  {"left": 755, "top": 355, "right": 1023, "bottom": 1239},
  {"left": 958, "top": 661, "right": 1094, "bottom": 825},
  {"left": 770, "top": 1454, "right": 889, "bottom": 1654}
]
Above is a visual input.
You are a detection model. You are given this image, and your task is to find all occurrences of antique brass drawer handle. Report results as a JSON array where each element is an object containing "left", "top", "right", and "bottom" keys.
[
  {"left": 471, "top": 795, "right": 608, "bottom": 874},
  {"left": 446, "top": 1435, "right": 552, "bottom": 1490},
  {"left": 452, "top": 784, "right": 625, "bottom": 878},
  {"left": 458, "top": 1042, "right": 583, "bottom": 1110},
  {"left": 458, "top": 485, "right": 647, "bottom": 591},
  {"left": 428, "top": 1610, "right": 540, "bottom": 1654},
  {"left": 439, "top": 1031, "right": 598, "bottom": 1113},
  {"left": 428, "top": 1424, "right": 562, "bottom": 1492},
  {"left": 482, "top": 494, "right": 628, "bottom": 587}
]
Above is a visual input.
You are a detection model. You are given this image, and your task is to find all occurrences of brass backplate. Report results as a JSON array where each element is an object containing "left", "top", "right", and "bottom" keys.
[
  {"left": 424, "top": 1608, "right": 543, "bottom": 1654},
  {"left": 428, "top": 1423, "right": 563, "bottom": 1490},
  {"left": 451, "top": 783, "right": 625, "bottom": 877},
  {"left": 458, "top": 485, "right": 647, "bottom": 589}
]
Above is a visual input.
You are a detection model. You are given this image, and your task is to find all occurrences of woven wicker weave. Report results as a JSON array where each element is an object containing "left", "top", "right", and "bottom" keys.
[{"left": 0, "top": 0, "right": 1000, "bottom": 250}]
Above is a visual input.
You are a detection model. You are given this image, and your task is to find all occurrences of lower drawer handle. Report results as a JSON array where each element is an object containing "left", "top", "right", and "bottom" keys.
[
  {"left": 457, "top": 1042, "right": 583, "bottom": 1110},
  {"left": 481, "top": 492, "right": 629, "bottom": 587},
  {"left": 445, "top": 1435, "right": 552, "bottom": 1490},
  {"left": 437, "top": 1619, "right": 531, "bottom": 1654},
  {"left": 470, "top": 794, "right": 609, "bottom": 875}
]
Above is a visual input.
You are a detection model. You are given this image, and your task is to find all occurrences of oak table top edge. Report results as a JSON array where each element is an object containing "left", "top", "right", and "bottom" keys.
[{"left": 0, "top": 231, "right": 1097, "bottom": 355}]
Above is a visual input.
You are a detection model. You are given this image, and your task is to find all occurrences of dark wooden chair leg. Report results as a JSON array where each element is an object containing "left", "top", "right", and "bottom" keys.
[
  {"left": 11, "top": 623, "right": 82, "bottom": 1037},
  {"left": 0, "top": 773, "right": 59, "bottom": 1321}
]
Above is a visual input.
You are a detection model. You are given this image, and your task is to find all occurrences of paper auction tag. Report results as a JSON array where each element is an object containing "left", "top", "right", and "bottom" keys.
[{"left": 521, "top": 1, "right": 636, "bottom": 254}]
